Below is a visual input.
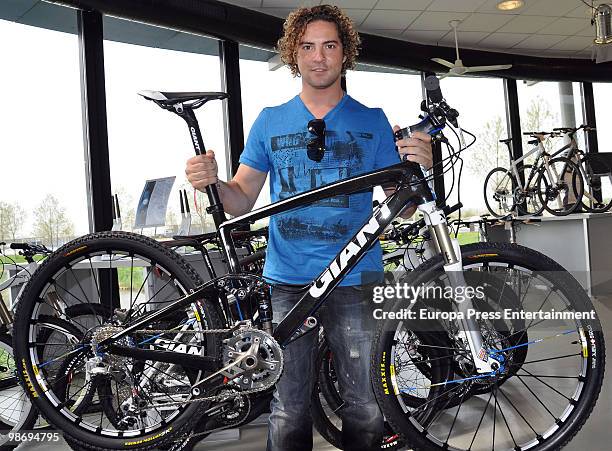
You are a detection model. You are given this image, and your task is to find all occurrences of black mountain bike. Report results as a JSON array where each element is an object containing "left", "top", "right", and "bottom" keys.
[{"left": 13, "top": 77, "right": 604, "bottom": 451}]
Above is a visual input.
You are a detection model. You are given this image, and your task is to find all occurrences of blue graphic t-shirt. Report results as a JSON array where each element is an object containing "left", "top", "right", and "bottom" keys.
[{"left": 239, "top": 94, "right": 400, "bottom": 286}]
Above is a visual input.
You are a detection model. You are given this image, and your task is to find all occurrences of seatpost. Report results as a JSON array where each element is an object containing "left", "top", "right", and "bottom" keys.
[
  {"left": 177, "top": 105, "right": 241, "bottom": 274},
  {"left": 180, "top": 107, "right": 227, "bottom": 228}
]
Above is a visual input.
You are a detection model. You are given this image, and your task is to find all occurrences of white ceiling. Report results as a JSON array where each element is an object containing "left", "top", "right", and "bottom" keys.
[{"left": 221, "top": 0, "right": 607, "bottom": 59}]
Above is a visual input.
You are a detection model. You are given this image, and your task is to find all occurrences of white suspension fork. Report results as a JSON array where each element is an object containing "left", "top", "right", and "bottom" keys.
[{"left": 417, "top": 201, "right": 501, "bottom": 373}]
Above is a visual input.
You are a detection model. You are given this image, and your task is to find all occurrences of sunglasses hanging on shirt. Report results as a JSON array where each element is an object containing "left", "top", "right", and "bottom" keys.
[{"left": 307, "top": 119, "right": 326, "bottom": 162}]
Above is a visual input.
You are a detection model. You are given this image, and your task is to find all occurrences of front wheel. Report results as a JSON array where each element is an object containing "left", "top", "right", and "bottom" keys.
[
  {"left": 371, "top": 242, "right": 605, "bottom": 451},
  {"left": 576, "top": 153, "right": 612, "bottom": 213}
]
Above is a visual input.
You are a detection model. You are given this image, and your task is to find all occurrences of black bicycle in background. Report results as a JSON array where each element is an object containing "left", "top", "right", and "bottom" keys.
[{"left": 13, "top": 76, "right": 604, "bottom": 451}]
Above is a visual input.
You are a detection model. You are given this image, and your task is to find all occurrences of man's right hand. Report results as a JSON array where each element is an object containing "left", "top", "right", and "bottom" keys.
[{"left": 186, "top": 150, "right": 218, "bottom": 191}]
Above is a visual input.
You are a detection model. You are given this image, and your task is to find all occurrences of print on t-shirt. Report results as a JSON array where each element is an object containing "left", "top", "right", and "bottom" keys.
[{"left": 271, "top": 129, "right": 373, "bottom": 242}]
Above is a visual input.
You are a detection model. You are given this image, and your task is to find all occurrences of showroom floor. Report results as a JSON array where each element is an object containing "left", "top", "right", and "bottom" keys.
[{"left": 14, "top": 296, "right": 612, "bottom": 451}]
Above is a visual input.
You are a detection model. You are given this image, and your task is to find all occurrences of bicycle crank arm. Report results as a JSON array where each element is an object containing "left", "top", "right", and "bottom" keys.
[{"left": 107, "top": 345, "right": 218, "bottom": 371}]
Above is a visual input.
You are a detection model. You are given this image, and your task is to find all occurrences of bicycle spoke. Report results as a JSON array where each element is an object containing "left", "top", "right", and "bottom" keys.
[
  {"left": 88, "top": 257, "right": 102, "bottom": 306},
  {"left": 494, "top": 384, "right": 518, "bottom": 450},
  {"left": 497, "top": 385, "right": 540, "bottom": 435},
  {"left": 509, "top": 352, "right": 581, "bottom": 366},
  {"left": 126, "top": 266, "right": 154, "bottom": 320},
  {"left": 515, "top": 373, "right": 580, "bottom": 380},
  {"left": 468, "top": 390, "right": 494, "bottom": 451},
  {"left": 444, "top": 393, "right": 464, "bottom": 444},
  {"left": 515, "top": 373, "right": 563, "bottom": 417}
]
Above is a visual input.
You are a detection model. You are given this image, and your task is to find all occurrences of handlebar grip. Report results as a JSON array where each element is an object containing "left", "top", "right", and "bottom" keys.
[
  {"left": 10, "top": 243, "right": 29, "bottom": 250},
  {"left": 394, "top": 116, "right": 443, "bottom": 142}
]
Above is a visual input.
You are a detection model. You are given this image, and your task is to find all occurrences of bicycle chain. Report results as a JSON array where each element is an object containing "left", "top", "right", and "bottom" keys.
[
  {"left": 135, "top": 328, "right": 233, "bottom": 335},
  {"left": 133, "top": 326, "right": 281, "bottom": 408},
  {"left": 165, "top": 389, "right": 254, "bottom": 448}
]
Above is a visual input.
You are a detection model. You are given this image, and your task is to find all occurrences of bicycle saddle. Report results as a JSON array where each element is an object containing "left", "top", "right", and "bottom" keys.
[{"left": 138, "top": 90, "right": 227, "bottom": 108}]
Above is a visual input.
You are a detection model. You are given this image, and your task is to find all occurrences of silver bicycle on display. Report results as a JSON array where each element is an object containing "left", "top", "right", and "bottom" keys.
[{"left": 484, "top": 132, "right": 584, "bottom": 217}]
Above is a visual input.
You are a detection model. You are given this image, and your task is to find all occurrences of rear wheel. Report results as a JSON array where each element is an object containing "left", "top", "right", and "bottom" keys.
[
  {"left": 484, "top": 168, "right": 515, "bottom": 217},
  {"left": 515, "top": 164, "right": 546, "bottom": 216},
  {"left": 537, "top": 157, "right": 584, "bottom": 216},
  {"left": 311, "top": 335, "right": 406, "bottom": 450},
  {"left": 13, "top": 231, "right": 224, "bottom": 450}
]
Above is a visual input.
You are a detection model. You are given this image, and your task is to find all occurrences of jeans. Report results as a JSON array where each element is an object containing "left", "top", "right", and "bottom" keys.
[{"left": 266, "top": 285, "right": 384, "bottom": 451}]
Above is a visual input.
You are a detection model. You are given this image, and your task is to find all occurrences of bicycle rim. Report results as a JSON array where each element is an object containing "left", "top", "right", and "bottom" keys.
[
  {"left": 484, "top": 168, "right": 515, "bottom": 218},
  {"left": 373, "top": 242, "right": 604, "bottom": 451},
  {"left": 538, "top": 157, "right": 584, "bottom": 216},
  {"left": 0, "top": 334, "right": 35, "bottom": 432},
  {"left": 13, "top": 232, "right": 223, "bottom": 450},
  {"left": 577, "top": 153, "right": 612, "bottom": 213}
]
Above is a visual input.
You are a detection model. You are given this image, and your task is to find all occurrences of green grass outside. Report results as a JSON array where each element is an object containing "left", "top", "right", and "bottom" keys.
[
  {"left": 0, "top": 255, "right": 45, "bottom": 264},
  {"left": 382, "top": 231, "right": 480, "bottom": 252},
  {"left": 117, "top": 267, "right": 146, "bottom": 291},
  {"left": 456, "top": 231, "right": 480, "bottom": 245}
]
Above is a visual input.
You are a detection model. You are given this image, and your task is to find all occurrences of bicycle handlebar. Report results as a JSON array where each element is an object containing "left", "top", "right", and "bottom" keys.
[
  {"left": 6, "top": 242, "right": 52, "bottom": 263},
  {"left": 523, "top": 125, "right": 595, "bottom": 139},
  {"left": 552, "top": 124, "right": 596, "bottom": 134},
  {"left": 9, "top": 242, "right": 51, "bottom": 253},
  {"left": 393, "top": 75, "right": 459, "bottom": 144}
]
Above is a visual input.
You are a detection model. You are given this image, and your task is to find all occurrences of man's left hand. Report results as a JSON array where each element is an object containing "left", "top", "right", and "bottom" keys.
[{"left": 393, "top": 126, "right": 433, "bottom": 171}]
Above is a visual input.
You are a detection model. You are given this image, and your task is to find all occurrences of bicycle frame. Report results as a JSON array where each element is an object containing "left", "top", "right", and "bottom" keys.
[
  {"left": 507, "top": 140, "right": 546, "bottom": 189},
  {"left": 99, "top": 93, "right": 503, "bottom": 377},
  {"left": 100, "top": 165, "right": 500, "bottom": 375}
]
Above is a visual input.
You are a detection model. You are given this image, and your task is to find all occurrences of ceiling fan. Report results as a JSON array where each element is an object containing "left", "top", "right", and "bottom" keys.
[{"left": 432, "top": 20, "right": 512, "bottom": 78}]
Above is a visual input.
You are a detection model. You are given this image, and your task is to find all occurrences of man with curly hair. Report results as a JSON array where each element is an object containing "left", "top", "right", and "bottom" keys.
[{"left": 186, "top": 4, "right": 432, "bottom": 450}]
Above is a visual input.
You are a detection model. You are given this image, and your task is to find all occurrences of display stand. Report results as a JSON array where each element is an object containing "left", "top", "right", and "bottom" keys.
[{"left": 486, "top": 212, "right": 612, "bottom": 297}]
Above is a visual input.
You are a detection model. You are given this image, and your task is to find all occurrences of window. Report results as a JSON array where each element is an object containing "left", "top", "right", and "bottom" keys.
[
  {"left": 517, "top": 81, "right": 585, "bottom": 152},
  {"left": 438, "top": 76, "right": 508, "bottom": 216},
  {"left": 347, "top": 67, "right": 424, "bottom": 128},
  {"left": 593, "top": 83, "right": 612, "bottom": 153},
  {"left": 104, "top": 17, "right": 225, "bottom": 235},
  {"left": 346, "top": 67, "right": 424, "bottom": 203},
  {"left": 0, "top": 13, "right": 86, "bottom": 247},
  {"left": 239, "top": 45, "right": 301, "bottom": 217}
]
